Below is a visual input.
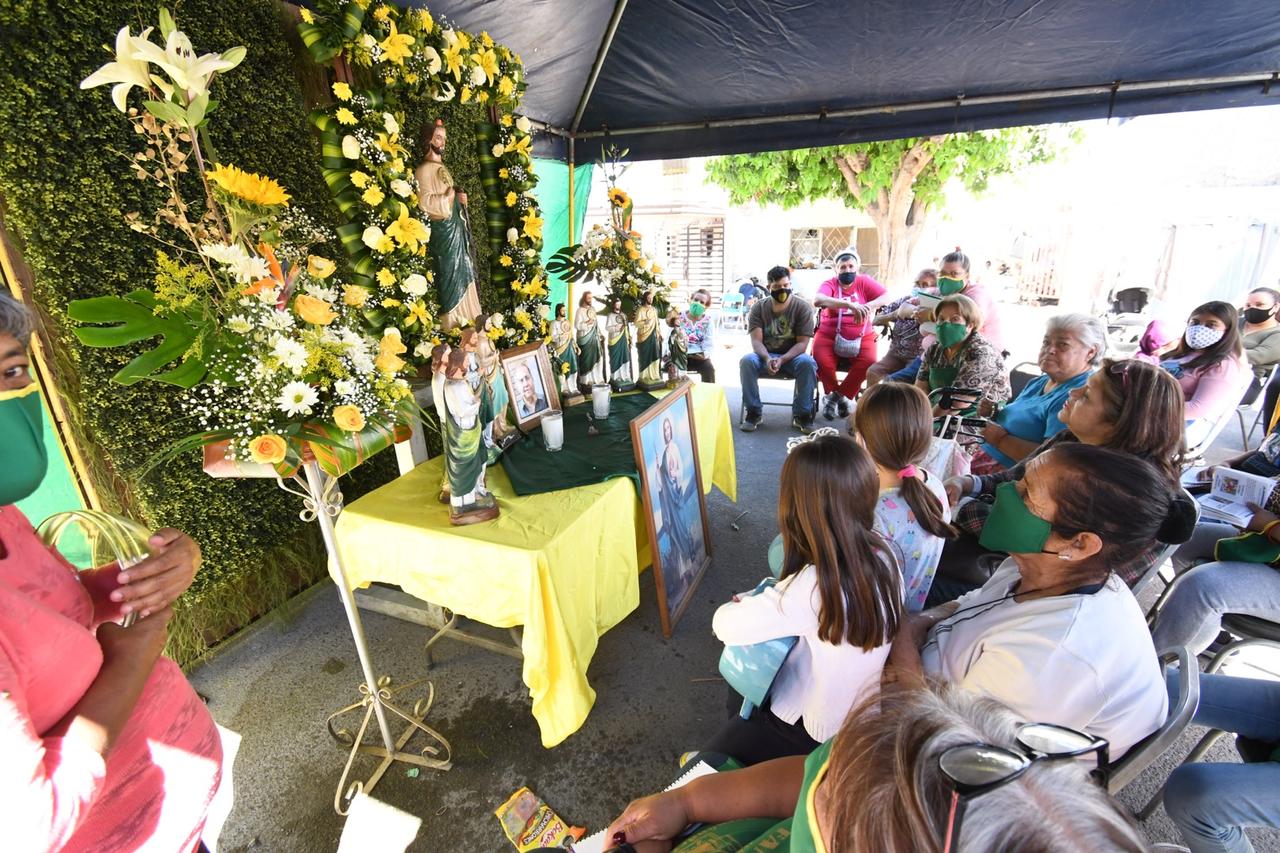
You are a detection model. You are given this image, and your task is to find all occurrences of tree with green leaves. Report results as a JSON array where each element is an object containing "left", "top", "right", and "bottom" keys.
[{"left": 705, "top": 129, "right": 1066, "bottom": 286}]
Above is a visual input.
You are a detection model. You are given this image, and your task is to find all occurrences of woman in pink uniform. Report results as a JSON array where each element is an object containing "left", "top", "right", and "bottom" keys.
[
  {"left": 0, "top": 293, "right": 220, "bottom": 852},
  {"left": 811, "top": 248, "right": 889, "bottom": 421}
]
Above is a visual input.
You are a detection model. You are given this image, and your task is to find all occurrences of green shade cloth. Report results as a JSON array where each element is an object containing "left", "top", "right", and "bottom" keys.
[
  {"left": 530, "top": 158, "right": 593, "bottom": 313},
  {"left": 501, "top": 392, "right": 653, "bottom": 496}
]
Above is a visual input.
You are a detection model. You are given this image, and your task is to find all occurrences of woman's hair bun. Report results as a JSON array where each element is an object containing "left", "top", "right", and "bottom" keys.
[{"left": 1157, "top": 491, "right": 1198, "bottom": 545}]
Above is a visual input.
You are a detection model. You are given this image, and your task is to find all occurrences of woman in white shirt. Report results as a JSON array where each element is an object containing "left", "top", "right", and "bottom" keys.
[
  {"left": 708, "top": 433, "right": 903, "bottom": 765},
  {"left": 886, "top": 442, "right": 1194, "bottom": 758},
  {"left": 852, "top": 381, "right": 957, "bottom": 611}
]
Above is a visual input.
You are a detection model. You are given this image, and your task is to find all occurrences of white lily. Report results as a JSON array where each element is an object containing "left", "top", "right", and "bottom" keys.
[
  {"left": 130, "top": 28, "right": 244, "bottom": 103},
  {"left": 80, "top": 26, "right": 156, "bottom": 113}
]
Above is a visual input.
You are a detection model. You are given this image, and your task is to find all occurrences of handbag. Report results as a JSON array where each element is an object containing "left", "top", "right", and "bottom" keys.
[
  {"left": 1215, "top": 531, "right": 1280, "bottom": 565},
  {"left": 832, "top": 308, "right": 863, "bottom": 359},
  {"left": 718, "top": 576, "right": 798, "bottom": 720}
]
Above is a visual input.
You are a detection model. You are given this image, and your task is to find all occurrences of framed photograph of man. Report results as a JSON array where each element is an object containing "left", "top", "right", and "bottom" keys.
[
  {"left": 500, "top": 342, "right": 560, "bottom": 431},
  {"left": 631, "top": 382, "right": 713, "bottom": 637}
]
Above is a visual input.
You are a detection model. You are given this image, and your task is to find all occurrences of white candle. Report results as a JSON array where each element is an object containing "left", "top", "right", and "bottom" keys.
[
  {"left": 591, "top": 383, "right": 611, "bottom": 418},
  {"left": 541, "top": 412, "right": 564, "bottom": 451}
]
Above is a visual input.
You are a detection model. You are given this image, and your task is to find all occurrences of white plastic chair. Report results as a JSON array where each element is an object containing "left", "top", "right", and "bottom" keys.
[
  {"left": 1185, "top": 380, "right": 1254, "bottom": 467},
  {"left": 718, "top": 292, "right": 745, "bottom": 331}
]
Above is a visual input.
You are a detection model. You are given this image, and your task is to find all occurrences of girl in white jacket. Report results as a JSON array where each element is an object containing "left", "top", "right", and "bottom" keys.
[{"left": 707, "top": 433, "right": 904, "bottom": 765}]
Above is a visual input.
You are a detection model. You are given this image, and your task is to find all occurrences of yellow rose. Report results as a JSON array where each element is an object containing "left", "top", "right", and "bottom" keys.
[
  {"left": 343, "top": 285, "right": 370, "bottom": 307},
  {"left": 362, "top": 186, "right": 385, "bottom": 206},
  {"left": 333, "top": 404, "right": 366, "bottom": 432},
  {"left": 249, "top": 434, "right": 288, "bottom": 465},
  {"left": 332, "top": 81, "right": 352, "bottom": 100},
  {"left": 376, "top": 331, "right": 408, "bottom": 375},
  {"left": 307, "top": 255, "right": 336, "bottom": 279},
  {"left": 294, "top": 294, "right": 338, "bottom": 325}
]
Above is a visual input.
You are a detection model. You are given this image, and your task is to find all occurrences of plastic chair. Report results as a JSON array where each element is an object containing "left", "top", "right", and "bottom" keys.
[
  {"left": 1008, "top": 361, "right": 1043, "bottom": 399},
  {"left": 1185, "top": 388, "right": 1252, "bottom": 467},
  {"left": 1235, "top": 364, "right": 1277, "bottom": 450},
  {"left": 1130, "top": 488, "right": 1200, "bottom": 603},
  {"left": 1134, "top": 618, "right": 1280, "bottom": 819},
  {"left": 718, "top": 293, "right": 745, "bottom": 331},
  {"left": 1106, "top": 645, "right": 1200, "bottom": 796}
]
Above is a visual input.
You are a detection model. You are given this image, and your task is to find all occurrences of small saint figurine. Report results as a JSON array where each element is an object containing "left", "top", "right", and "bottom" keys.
[
  {"left": 430, "top": 342, "right": 452, "bottom": 503},
  {"left": 416, "top": 118, "right": 481, "bottom": 330},
  {"left": 440, "top": 346, "right": 499, "bottom": 525},
  {"left": 474, "top": 314, "right": 513, "bottom": 457},
  {"left": 550, "top": 303, "right": 581, "bottom": 404},
  {"left": 666, "top": 312, "right": 688, "bottom": 386},
  {"left": 634, "top": 290, "right": 664, "bottom": 390},
  {"left": 606, "top": 298, "right": 635, "bottom": 392},
  {"left": 574, "top": 290, "right": 607, "bottom": 395}
]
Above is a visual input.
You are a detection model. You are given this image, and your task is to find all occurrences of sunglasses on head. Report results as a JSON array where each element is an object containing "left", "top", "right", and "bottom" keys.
[{"left": 939, "top": 722, "right": 1109, "bottom": 853}]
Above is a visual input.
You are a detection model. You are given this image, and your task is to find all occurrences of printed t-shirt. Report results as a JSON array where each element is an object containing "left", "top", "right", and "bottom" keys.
[{"left": 749, "top": 297, "right": 816, "bottom": 354}]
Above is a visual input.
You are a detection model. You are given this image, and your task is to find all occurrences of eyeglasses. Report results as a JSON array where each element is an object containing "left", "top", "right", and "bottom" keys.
[{"left": 939, "top": 722, "right": 1109, "bottom": 853}]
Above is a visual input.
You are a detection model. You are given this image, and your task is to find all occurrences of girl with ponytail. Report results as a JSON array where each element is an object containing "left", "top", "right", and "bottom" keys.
[{"left": 854, "top": 382, "right": 958, "bottom": 610}]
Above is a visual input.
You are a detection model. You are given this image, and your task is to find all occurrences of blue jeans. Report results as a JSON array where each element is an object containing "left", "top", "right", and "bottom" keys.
[
  {"left": 1151, "top": 521, "right": 1280, "bottom": 655},
  {"left": 886, "top": 354, "right": 922, "bottom": 383},
  {"left": 1163, "top": 670, "right": 1280, "bottom": 853},
  {"left": 739, "top": 352, "right": 817, "bottom": 419}
]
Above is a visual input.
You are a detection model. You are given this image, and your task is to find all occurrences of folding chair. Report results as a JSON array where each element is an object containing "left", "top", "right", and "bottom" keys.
[
  {"left": 739, "top": 372, "right": 820, "bottom": 425},
  {"left": 1134, "top": 621, "right": 1280, "bottom": 819},
  {"left": 1008, "top": 361, "right": 1043, "bottom": 399},
  {"left": 717, "top": 292, "right": 745, "bottom": 331},
  {"left": 1235, "top": 365, "right": 1277, "bottom": 450},
  {"left": 1106, "top": 645, "right": 1201, "bottom": 796},
  {"left": 1185, "top": 394, "right": 1250, "bottom": 468}
]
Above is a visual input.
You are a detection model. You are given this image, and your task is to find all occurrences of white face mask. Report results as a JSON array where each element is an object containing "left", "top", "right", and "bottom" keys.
[{"left": 1184, "top": 323, "right": 1225, "bottom": 350}]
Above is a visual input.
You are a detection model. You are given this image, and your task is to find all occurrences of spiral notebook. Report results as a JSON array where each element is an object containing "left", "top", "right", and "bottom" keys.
[{"left": 570, "top": 760, "right": 717, "bottom": 853}]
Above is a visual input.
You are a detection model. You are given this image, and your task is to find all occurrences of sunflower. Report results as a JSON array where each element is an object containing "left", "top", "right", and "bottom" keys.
[
  {"left": 607, "top": 187, "right": 630, "bottom": 208},
  {"left": 208, "top": 164, "right": 290, "bottom": 207}
]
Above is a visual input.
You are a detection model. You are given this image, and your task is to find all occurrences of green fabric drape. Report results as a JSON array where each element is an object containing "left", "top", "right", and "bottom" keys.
[{"left": 530, "top": 159, "right": 592, "bottom": 313}]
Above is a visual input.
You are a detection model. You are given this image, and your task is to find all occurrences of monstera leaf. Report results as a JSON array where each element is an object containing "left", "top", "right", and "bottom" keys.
[
  {"left": 545, "top": 246, "right": 590, "bottom": 283},
  {"left": 68, "top": 289, "right": 208, "bottom": 388}
]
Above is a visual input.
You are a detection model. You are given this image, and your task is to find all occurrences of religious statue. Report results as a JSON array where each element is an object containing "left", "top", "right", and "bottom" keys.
[
  {"left": 430, "top": 342, "right": 452, "bottom": 503},
  {"left": 475, "top": 315, "right": 513, "bottom": 459},
  {"left": 666, "top": 312, "right": 688, "bottom": 386},
  {"left": 605, "top": 298, "right": 635, "bottom": 392},
  {"left": 439, "top": 344, "right": 499, "bottom": 525},
  {"left": 416, "top": 118, "right": 481, "bottom": 330},
  {"left": 550, "top": 303, "right": 581, "bottom": 404},
  {"left": 574, "top": 291, "right": 606, "bottom": 395},
  {"left": 634, "top": 290, "right": 664, "bottom": 390}
]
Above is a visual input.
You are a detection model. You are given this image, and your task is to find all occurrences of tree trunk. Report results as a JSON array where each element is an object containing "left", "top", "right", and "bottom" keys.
[{"left": 834, "top": 137, "right": 943, "bottom": 287}]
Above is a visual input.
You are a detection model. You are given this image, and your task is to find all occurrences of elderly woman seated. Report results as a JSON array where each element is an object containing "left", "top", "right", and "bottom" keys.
[
  {"left": 597, "top": 684, "right": 1145, "bottom": 853},
  {"left": 966, "top": 313, "right": 1107, "bottom": 475},
  {"left": 933, "top": 358, "right": 1188, "bottom": 604},
  {"left": 914, "top": 294, "right": 1010, "bottom": 416},
  {"left": 891, "top": 443, "right": 1193, "bottom": 760}
]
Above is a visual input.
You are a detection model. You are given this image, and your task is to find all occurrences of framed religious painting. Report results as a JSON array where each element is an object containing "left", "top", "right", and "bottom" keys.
[
  {"left": 631, "top": 381, "right": 713, "bottom": 637},
  {"left": 500, "top": 341, "right": 561, "bottom": 431}
]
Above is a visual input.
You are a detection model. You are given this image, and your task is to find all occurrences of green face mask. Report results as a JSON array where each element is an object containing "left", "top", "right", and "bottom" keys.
[
  {"left": 978, "top": 481, "right": 1055, "bottom": 554},
  {"left": 935, "top": 320, "right": 970, "bottom": 349},
  {"left": 688, "top": 301, "right": 706, "bottom": 319},
  {"left": 937, "top": 276, "right": 965, "bottom": 295},
  {"left": 0, "top": 384, "right": 48, "bottom": 505}
]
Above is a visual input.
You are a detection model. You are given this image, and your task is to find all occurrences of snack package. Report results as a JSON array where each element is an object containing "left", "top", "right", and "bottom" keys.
[{"left": 495, "top": 787, "right": 586, "bottom": 852}]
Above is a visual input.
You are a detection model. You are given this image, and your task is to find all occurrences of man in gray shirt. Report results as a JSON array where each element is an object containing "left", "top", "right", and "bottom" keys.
[{"left": 739, "top": 265, "right": 818, "bottom": 432}]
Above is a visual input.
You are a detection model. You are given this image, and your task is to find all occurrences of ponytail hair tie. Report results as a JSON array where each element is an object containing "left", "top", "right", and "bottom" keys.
[{"left": 898, "top": 464, "right": 919, "bottom": 479}]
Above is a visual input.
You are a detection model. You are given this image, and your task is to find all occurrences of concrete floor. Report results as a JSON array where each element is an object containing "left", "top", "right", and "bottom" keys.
[{"left": 190, "top": 308, "right": 1280, "bottom": 852}]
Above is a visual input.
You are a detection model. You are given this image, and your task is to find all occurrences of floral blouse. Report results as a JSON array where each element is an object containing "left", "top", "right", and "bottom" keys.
[
  {"left": 682, "top": 314, "right": 714, "bottom": 355},
  {"left": 917, "top": 334, "right": 1011, "bottom": 403}
]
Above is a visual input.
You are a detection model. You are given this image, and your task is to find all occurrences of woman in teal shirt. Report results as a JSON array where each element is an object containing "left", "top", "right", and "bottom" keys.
[
  {"left": 599, "top": 686, "right": 1142, "bottom": 852},
  {"left": 970, "top": 314, "right": 1107, "bottom": 475}
]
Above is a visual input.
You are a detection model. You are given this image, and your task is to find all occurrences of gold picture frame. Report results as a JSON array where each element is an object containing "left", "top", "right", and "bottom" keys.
[
  {"left": 631, "top": 381, "right": 713, "bottom": 637},
  {"left": 500, "top": 341, "right": 562, "bottom": 431}
]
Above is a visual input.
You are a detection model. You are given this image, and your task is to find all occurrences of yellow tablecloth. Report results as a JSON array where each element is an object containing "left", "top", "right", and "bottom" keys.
[{"left": 335, "top": 382, "right": 736, "bottom": 747}]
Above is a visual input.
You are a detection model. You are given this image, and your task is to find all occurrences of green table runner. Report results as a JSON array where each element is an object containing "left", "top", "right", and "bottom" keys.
[{"left": 500, "top": 392, "right": 654, "bottom": 496}]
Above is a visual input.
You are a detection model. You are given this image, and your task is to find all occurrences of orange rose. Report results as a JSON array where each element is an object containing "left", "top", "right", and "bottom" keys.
[
  {"left": 333, "top": 404, "right": 366, "bottom": 432},
  {"left": 248, "top": 434, "right": 288, "bottom": 465},
  {"left": 294, "top": 294, "right": 338, "bottom": 325},
  {"left": 307, "top": 255, "right": 337, "bottom": 279}
]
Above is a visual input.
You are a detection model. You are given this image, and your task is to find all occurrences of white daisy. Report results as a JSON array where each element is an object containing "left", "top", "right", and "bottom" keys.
[
  {"left": 227, "top": 314, "right": 252, "bottom": 335},
  {"left": 277, "top": 381, "right": 318, "bottom": 417},
  {"left": 271, "top": 335, "right": 308, "bottom": 374}
]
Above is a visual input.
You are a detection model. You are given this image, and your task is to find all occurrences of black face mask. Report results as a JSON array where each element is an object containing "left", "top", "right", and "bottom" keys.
[
  {"left": 771, "top": 288, "right": 792, "bottom": 304},
  {"left": 837, "top": 271, "right": 857, "bottom": 285},
  {"left": 1243, "top": 307, "right": 1274, "bottom": 325}
]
